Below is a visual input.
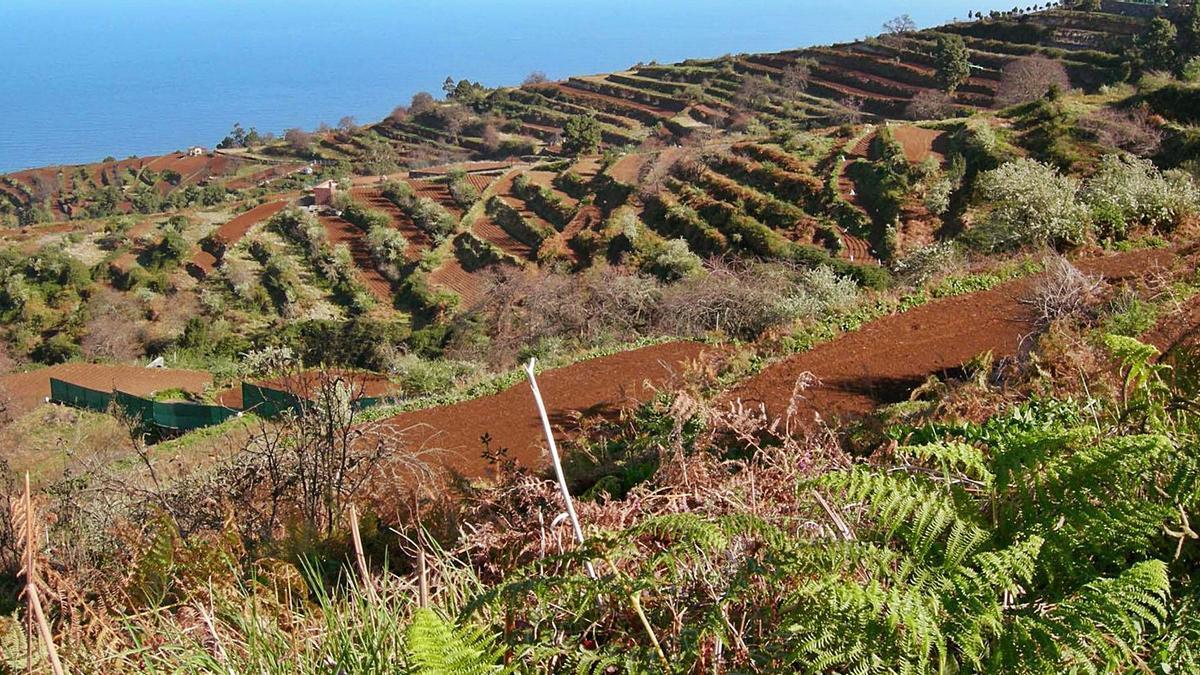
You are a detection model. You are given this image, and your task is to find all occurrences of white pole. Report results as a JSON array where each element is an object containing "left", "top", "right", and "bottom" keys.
[{"left": 524, "top": 358, "right": 596, "bottom": 579}]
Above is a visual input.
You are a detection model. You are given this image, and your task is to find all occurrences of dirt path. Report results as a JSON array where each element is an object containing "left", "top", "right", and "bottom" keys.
[
  {"left": 380, "top": 341, "right": 707, "bottom": 477},
  {"left": 726, "top": 248, "right": 1178, "bottom": 424}
]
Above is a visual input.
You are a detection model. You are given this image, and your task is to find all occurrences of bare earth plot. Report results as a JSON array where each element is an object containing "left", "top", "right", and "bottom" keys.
[
  {"left": 726, "top": 247, "right": 1178, "bottom": 423},
  {"left": 0, "top": 364, "right": 213, "bottom": 417}
]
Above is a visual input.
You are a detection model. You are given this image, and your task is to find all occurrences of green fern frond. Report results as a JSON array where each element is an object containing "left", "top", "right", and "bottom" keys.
[
  {"left": 995, "top": 559, "right": 1169, "bottom": 672},
  {"left": 630, "top": 512, "right": 729, "bottom": 554},
  {"left": 814, "top": 469, "right": 990, "bottom": 564},
  {"left": 895, "top": 440, "right": 995, "bottom": 488},
  {"left": 1103, "top": 333, "right": 1161, "bottom": 389},
  {"left": 405, "top": 608, "right": 510, "bottom": 675}
]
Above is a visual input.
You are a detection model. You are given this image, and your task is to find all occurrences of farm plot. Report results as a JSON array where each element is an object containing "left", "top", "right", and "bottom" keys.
[
  {"left": 428, "top": 256, "right": 492, "bottom": 307},
  {"left": 0, "top": 363, "right": 213, "bottom": 418},
  {"left": 215, "top": 370, "right": 396, "bottom": 409},
  {"left": 377, "top": 340, "right": 707, "bottom": 477},
  {"left": 890, "top": 125, "right": 946, "bottom": 163},
  {"left": 319, "top": 215, "right": 395, "bottom": 302},
  {"left": 187, "top": 200, "right": 288, "bottom": 277},
  {"left": 349, "top": 188, "right": 432, "bottom": 261},
  {"left": 726, "top": 247, "right": 1178, "bottom": 424}
]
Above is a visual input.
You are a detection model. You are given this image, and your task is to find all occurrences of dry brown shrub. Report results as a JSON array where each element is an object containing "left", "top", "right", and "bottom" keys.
[
  {"left": 448, "top": 370, "right": 849, "bottom": 584},
  {"left": 1078, "top": 106, "right": 1163, "bottom": 157},
  {"left": 996, "top": 55, "right": 1071, "bottom": 107},
  {"left": 906, "top": 90, "right": 954, "bottom": 120},
  {"left": 80, "top": 288, "right": 147, "bottom": 362},
  {"left": 1021, "top": 257, "right": 1105, "bottom": 328}
]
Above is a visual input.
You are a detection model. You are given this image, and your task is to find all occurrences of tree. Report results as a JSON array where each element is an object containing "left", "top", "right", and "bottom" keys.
[
  {"left": 1136, "top": 17, "right": 1179, "bottom": 73},
  {"left": 410, "top": 91, "right": 436, "bottom": 116},
  {"left": 883, "top": 14, "right": 917, "bottom": 36},
  {"left": 562, "top": 115, "right": 601, "bottom": 156},
  {"left": 934, "top": 34, "right": 971, "bottom": 92},
  {"left": 522, "top": 71, "right": 549, "bottom": 86},
  {"left": 735, "top": 75, "right": 773, "bottom": 110},
  {"left": 481, "top": 123, "right": 501, "bottom": 154},
  {"left": 1185, "top": 0, "right": 1200, "bottom": 59},
  {"left": 906, "top": 89, "right": 954, "bottom": 120},
  {"left": 337, "top": 116, "right": 358, "bottom": 133},
  {"left": 216, "top": 123, "right": 248, "bottom": 149},
  {"left": 442, "top": 76, "right": 456, "bottom": 98},
  {"left": 283, "top": 128, "right": 314, "bottom": 153},
  {"left": 1077, "top": 0, "right": 1100, "bottom": 11},
  {"left": 995, "top": 55, "right": 1071, "bottom": 106},
  {"left": 779, "top": 60, "right": 814, "bottom": 97},
  {"left": 81, "top": 288, "right": 145, "bottom": 361}
]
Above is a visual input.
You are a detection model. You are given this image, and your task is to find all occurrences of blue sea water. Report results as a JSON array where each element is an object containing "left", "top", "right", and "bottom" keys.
[{"left": 0, "top": 0, "right": 994, "bottom": 172}]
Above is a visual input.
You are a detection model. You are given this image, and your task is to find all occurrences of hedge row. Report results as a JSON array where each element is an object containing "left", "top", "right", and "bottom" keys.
[
  {"left": 485, "top": 195, "right": 555, "bottom": 251},
  {"left": 511, "top": 174, "right": 577, "bottom": 227}
]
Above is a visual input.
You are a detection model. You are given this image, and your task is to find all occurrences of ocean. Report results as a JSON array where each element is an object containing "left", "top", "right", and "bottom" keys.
[{"left": 0, "top": 0, "right": 991, "bottom": 172}]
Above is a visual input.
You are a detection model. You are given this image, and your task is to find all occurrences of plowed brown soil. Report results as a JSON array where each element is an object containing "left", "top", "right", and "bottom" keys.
[
  {"left": 320, "top": 215, "right": 394, "bottom": 302},
  {"left": 1144, "top": 292, "right": 1200, "bottom": 357},
  {"left": 726, "top": 248, "right": 1178, "bottom": 424},
  {"left": 210, "top": 200, "right": 288, "bottom": 247},
  {"left": 215, "top": 370, "right": 395, "bottom": 409},
  {"left": 0, "top": 364, "right": 213, "bottom": 418},
  {"left": 380, "top": 341, "right": 707, "bottom": 477},
  {"left": 428, "top": 256, "right": 491, "bottom": 307},
  {"left": 350, "top": 188, "right": 432, "bottom": 260},
  {"left": 891, "top": 126, "right": 946, "bottom": 163}
]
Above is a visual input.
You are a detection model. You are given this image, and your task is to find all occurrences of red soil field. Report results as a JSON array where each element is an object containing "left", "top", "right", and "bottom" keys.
[
  {"left": 0, "top": 223, "right": 77, "bottom": 242},
  {"left": 838, "top": 233, "right": 874, "bottom": 263},
  {"left": 726, "top": 247, "right": 1178, "bottom": 424},
  {"left": 562, "top": 204, "right": 601, "bottom": 242},
  {"left": 410, "top": 179, "right": 465, "bottom": 218},
  {"left": 210, "top": 200, "right": 288, "bottom": 247},
  {"left": 187, "top": 200, "right": 288, "bottom": 277},
  {"left": 0, "top": 364, "right": 213, "bottom": 418},
  {"left": 550, "top": 82, "right": 674, "bottom": 119},
  {"left": 215, "top": 370, "right": 396, "bottom": 409},
  {"left": 428, "top": 256, "right": 490, "bottom": 307},
  {"left": 465, "top": 173, "right": 497, "bottom": 194},
  {"left": 349, "top": 188, "right": 431, "bottom": 260},
  {"left": 378, "top": 341, "right": 708, "bottom": 477},
  {"left": 1143, "top": 290, "right": 1200, "bottom": 357},
  {"left": 890, "top": 126, "right": 946, "bottom": 164},
  {"left": 320, "top": 215, "right": 394, "bottom": 302},
  {"left": 607, "top": 153, "right": 650, "bottom": 185},
  {"left": 472, "top": 215, "right": 535, "bottom": 260},
  {"left": 570, "top": 156, "right": 603, "bottom": 181}
]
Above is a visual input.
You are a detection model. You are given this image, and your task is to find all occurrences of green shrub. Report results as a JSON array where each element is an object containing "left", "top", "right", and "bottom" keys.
[
  {"left": 366, "top": 226, "right": 408, "bottom": 281},
  {"left": 446, "top": 171, "right": 480, "bottom": 209},
  {"left": 971, "top": 158, "right": 1090, "bottom": 250},
  {"left": 1081, "top": 153, "right": 1200, "bottom": 238},
  {"left": 644, "top": 239, "right": 703, "bottom": 281}
]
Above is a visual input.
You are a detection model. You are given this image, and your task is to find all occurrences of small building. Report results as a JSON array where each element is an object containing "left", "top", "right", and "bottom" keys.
[
  {"left": 312, "top": 179, "right": 338, "bottom": 205},
  {"left": 186, "top": 146, "right": 205, "bottom": 157}
]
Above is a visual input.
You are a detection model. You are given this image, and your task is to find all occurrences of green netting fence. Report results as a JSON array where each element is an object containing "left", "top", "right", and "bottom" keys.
[
  {"left": 49, "top": 378, "right": 113, "bottom": 412},
  {"left": 50, "top": 378, "right": 239, "bottom": 431},
  {"left": 239, "top": 383, "right": 391, "bottom": 417},
  {"left": 240, "top": 383, "right": 304, "bottom": 418},
  {"left": 50, "top": 378, "right": 392, "bottom": 431}
]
